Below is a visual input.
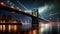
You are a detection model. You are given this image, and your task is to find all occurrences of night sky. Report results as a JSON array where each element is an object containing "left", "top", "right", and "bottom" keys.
[{"left": 0, "top": 0, "right": 60, "bottom": 22}]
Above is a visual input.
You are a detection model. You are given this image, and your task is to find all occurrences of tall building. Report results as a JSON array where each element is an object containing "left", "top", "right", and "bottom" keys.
[
  {"left": 2, "top": 15, "right": 12, "bottom": 22},
  {"left": 0, "top": 15, "right": 22, "bottom": 32}
]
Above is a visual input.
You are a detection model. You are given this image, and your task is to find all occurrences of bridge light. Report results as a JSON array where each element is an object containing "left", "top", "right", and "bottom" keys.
[
  {"left": 11, "top": 6, "right": 14, "bottom": 8},
  {"left": 0, "top": 2, "right": 4, "bottom": 5},
  {"left": 16, "top": 7, "right": 19, "bottom": 9},
  {"left": 0, "top": 2, "right": 6, "bottom": 6},
  {"left": 19, "top": 9, "right": 22, "bottom": 11},
  {"left": 32, "top": 14, "right": 36, "bottom": 16}
]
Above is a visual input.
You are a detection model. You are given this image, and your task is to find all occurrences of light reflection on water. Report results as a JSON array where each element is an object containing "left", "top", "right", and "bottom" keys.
[
  {"left": 0, "top": 24, "right": 32, "bottom": 32},
  {"left": 22, "top": 23, "right": 32, "bottom": 30},
  {"left": 0, "top": 25, "right": 2, "bottom": 31},
  {"left": 39, "top": 22, "right": 60, "bottom": 34}
]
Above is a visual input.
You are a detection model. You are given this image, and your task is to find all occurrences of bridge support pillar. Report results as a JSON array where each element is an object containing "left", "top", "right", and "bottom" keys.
[{"left": 32, "top": 17, "right": 39, "bottom": 34}]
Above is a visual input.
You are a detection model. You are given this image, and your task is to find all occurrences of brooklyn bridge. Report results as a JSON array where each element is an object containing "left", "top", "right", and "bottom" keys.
[{"left": 0, "top": 1, "right": 60, "bottom": 34}]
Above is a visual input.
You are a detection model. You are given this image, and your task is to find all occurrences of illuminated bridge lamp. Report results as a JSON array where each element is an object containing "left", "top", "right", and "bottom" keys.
[
  {"left": 33, "top": 14, "right": 36, "bottom": 16},
  {"left": 11, "top": 6, "right": 14, "bottom": 9},
  {"left": 0, "top": 2, "right": 6, "bottom": 6}
]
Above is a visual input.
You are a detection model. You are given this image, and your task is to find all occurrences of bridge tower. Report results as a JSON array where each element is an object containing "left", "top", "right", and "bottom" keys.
[{"left": 32, "top": 8, "right": 39, "bottom": 34}]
